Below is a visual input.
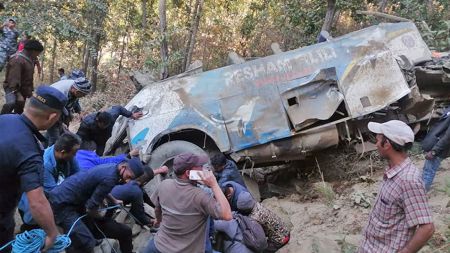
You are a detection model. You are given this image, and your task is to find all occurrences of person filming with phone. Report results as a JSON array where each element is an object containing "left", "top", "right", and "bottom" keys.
[{"left": 143, "top": 152, "right": 232, "bottom": 253}]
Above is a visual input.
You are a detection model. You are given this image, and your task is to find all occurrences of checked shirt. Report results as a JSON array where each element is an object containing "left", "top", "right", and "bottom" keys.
[{"left": 358, "top": 158, "right": 433, "bottom": 253}]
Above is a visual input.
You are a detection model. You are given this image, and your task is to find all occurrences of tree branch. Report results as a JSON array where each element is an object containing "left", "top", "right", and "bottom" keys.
[{"left": 356, "top": 10, "right": 411, "bottom": 22}]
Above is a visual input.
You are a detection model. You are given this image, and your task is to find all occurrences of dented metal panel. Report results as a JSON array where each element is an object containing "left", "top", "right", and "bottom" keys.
[
  {"left": 278, "top": 68, "right": 343, "bottom": 130},
  {"left": 339, "top": 50, "right": 410, "bottom": 117}
]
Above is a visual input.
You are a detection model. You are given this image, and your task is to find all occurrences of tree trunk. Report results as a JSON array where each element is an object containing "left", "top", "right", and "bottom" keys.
[
  {"left": 427, "top": 0, "right": 434, "bottom": 16},
  {"left": 378, "top": 0, "right": 388, "bottom": 12},
  {"left": 90, "top": 33, "right": 101, "bottom": 92},
  {"left": 49, "top": 39, "right": 57, "bottom": 83},
  {"left": 118, "top": 34, "right": 127, "bottom": 75},
  {"left": 159, "top": 0, "right": 169, "bottom": 79},
  {"left": 321, "top": 0, "right": 336, "bottom": 32},
  {"left": 182, "top": 0, "right": 204, "bottom": 72},
  {"left": 81, "top": 42, "right": 87, "bottom": 68},
  {"left": 142, "top": 0, "right": 147, "bottom": 29},
  {"left": 83, "top": 40, "right": 90, "bottom": 74},
  {"left": 40, "top": 38, "right": 47, "bottom": 82}
]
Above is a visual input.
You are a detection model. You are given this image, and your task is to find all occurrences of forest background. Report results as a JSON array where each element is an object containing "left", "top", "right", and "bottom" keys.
[{"left": 1, "top": 0, "right": 449, "bottom": 104}]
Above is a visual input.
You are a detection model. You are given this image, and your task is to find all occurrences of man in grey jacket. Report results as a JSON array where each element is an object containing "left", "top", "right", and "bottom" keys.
[{"left": 421, "top": 109, "right": 450, "bottom": 191}]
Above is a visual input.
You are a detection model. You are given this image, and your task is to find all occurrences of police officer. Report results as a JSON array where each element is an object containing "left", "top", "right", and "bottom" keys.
[{"left": 0, "top": 86, "right": 67, "bottom": 252}]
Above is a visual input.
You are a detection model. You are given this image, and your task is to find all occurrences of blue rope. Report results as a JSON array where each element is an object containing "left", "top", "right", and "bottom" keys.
[{"left": 0, "top": 205, "right": 120, "bottom": 253}]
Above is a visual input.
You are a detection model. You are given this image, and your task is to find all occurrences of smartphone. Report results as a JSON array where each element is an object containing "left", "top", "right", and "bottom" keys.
[{"left": 189, "top": 170, "right": 203, "bottom": 180}]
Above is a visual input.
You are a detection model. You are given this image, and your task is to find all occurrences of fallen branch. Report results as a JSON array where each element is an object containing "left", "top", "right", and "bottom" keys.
[{"left": 356, "top": 10, "right": 412, "bottom": 22}]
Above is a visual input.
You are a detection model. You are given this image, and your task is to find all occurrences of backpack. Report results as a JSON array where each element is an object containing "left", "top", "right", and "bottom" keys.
[{"left": 234, "top": 213, "right": 268, "bottom": 252}]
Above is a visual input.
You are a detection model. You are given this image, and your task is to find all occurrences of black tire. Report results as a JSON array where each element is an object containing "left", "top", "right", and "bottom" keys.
[{"left": 144, "top": 140, "right": 208, "bottom": 196}]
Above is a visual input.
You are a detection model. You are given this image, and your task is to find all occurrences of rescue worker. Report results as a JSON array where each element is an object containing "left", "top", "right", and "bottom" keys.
[
  {"left": 1, "top": 39, "right": 44, "bottom": 114},
  {"left": 47, "top": 75, "right": 91, "bottom": 146},
  {"left": 48, "top": 158, "right": 146, "bottom": 253},
  {"left": 0, "top": 18, "right": 18, "bottom": 71},
  {"left": 77, "top": 105, "right": 143, "bottom": 155},
  {"left": 18, "top": 133, "right": 81, "bottom": 230},
  {"left": 144, "top": 152, "right": 232, "bottom": 253},
  {"left": 75, "top": 147, "right": 169, "bottom": 226},
  {"left": 0, "top": 86, "right": 66, "bottom": 252}
]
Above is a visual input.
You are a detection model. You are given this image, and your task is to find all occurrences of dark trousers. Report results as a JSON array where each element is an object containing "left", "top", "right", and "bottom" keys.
[
  {"left": 85, "top": 217, "right": 133, "bottom": 253},
  {"left": 46, "top": 120, "right": 64, "bottom": 147},
  {"left": 1, "top": 88, "right": 25, "bottom": 115},
  {"left": 111, "top": 182, "right": 150, "bottom": 225},
  {"left": 0, "top": 211, "right": 15, "bottom": 253},
  {"left": 53, "top": 205, "right": 133, "bottom": 253}
]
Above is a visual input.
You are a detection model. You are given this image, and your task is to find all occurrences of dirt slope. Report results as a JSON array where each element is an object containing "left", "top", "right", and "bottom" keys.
[{"left": 266, "top": 156, "right": 450, "bottom": 253}]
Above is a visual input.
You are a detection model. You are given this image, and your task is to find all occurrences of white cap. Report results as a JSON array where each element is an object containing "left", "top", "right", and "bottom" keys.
[{"left": 367, "top": 120, "right": 414, "bottom": 146}]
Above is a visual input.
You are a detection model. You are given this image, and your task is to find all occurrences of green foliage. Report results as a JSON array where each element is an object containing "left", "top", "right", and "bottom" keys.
[{"left": 0, "top": 0, "right": 448, "bottom": 85}]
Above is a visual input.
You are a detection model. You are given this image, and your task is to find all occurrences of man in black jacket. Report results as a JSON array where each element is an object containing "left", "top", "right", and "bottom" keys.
[{"left": 421, "top": 109, "right": 450, "bottom": 191}]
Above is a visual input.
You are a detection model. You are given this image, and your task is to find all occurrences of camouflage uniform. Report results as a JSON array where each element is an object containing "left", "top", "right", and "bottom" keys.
[
  {"left": 249, "top": 202, "right": 290, "bottom": 251},
  {"left": 0, "top": 27, "right": 18, "bottom": 71}
]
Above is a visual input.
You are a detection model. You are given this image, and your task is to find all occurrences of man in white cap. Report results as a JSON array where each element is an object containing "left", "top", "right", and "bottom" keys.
[{"left": 359, "top": 120, "right": 434, "bottom": 253}]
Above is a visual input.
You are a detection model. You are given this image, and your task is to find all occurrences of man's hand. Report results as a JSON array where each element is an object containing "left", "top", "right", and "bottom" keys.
[
  {"left": 154, "top": 166, "right": 169, "bottom": 175},
  {"left": 129, "top": 149, "right": 140, "bottom": 157},
  {"left": 199, "top": 170, "right": 219, "bottom": 188},
  {"left": 131, "top": 112, "right": 143, "bottom": 120},
  {"left": 153, "top": 219, "right": 161, "bottom": 228},
  {"left": 114, "top": 199, "right": 124, "bottom": 207},
  {"left": 42, "top": 233, "right": 57, "bottom": 252},
  {"left": 425, "top": 151, "right": 434, "bottom": 160}
]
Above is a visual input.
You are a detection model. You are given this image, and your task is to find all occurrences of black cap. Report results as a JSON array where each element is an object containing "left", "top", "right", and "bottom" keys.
[{"left": 31, "top": 86, "right": 68, "bottom": 114}]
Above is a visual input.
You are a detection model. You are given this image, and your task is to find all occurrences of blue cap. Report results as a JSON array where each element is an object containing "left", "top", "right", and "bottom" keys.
[
  {"left": 127, "top": 157, "right": 146, "bottom": 178},
  {"left": 31, "top": 86, "right": 68, "bottom": 114}
]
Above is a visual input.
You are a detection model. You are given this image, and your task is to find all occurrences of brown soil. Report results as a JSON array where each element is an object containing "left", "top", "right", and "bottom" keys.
[{"left": 266, "top": 154, "right": 450, "bottom": 253}]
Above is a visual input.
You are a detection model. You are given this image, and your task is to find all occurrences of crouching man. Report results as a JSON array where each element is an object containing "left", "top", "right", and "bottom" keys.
[
  {"left": 144, "top": 152, "right": 232, "bottom": 253},
  {"left": 48, "top": 158, "right": 146, "bottom": 253},
  {"left": 232, "top": 191, "right": 290, "bottom": 252},
  {"left": 358, "top": 120, "right": 434, "bottom": 253}
]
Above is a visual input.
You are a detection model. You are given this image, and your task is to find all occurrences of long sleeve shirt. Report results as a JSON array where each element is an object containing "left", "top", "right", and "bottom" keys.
[
  {"left": 76, "top": 149, "right": 127, "bottom": 170},
  {"left": 77, "top": 106, "right": 133, "bottom": 144},
  {"left": 42, "top": 145, "right": 80, "bottom": 192},
  {"left": 49, "top": 163, "right": 120, "bottom": 210}
]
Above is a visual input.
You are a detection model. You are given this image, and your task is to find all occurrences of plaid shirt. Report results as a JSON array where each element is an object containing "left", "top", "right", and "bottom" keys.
[{"left": 359, "top": 158, "right": 433, "bottom": 253}]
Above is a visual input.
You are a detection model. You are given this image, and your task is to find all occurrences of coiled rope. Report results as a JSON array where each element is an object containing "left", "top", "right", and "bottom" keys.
[{"left": 0, "top": 204, "right": 121, "bottom": 253}]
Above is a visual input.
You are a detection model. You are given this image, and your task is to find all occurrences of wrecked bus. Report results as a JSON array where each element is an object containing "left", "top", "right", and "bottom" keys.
[{"left": 105, "top": 22, "right": 446, "bottom": 189}]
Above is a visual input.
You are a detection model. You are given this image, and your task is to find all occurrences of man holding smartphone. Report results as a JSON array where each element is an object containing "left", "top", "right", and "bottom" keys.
[{"left": 144, "top": 152, "right": 232, "bottom": 253}]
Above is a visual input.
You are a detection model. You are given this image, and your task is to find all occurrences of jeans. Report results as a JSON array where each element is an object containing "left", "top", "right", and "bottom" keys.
[
  {"left": 143, "top": 239, "right": 162, "bottom": 253},
  {"left": 422, "top": 156, "right": 443, "bottom": 191}
]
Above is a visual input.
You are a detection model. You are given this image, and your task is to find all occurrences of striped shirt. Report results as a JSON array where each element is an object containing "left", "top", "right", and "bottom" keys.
[{"left": 358, "top": 158, "right": 433, "bottom": 253}]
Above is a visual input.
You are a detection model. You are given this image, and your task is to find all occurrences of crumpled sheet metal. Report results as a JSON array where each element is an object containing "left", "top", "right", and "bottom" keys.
[{"left": 107, "top": 22, "right": 431, "bottom": 155}]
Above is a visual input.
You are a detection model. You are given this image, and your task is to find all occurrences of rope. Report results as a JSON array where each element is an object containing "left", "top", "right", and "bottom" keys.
[{"left": 0, "top": 205, "right": 121, "bottom": 253}]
